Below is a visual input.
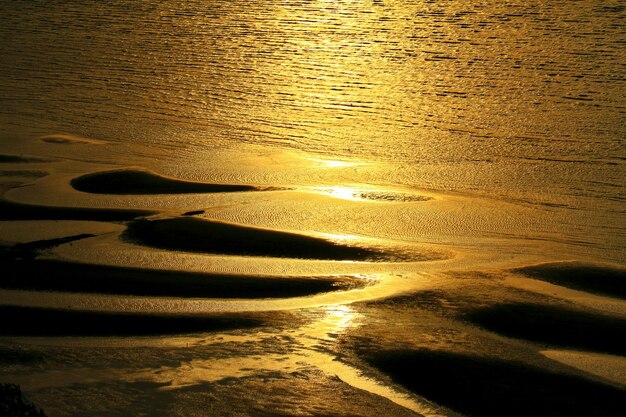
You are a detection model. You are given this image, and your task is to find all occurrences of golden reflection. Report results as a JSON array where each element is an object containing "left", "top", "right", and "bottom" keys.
[
  {"left": 328, "top": 186, "right": 361, "bottom": 201},
  {"left": 128, "top": 305, "right": 361, "bottom": 390},
  {"left": 297, "top": 304, "right": 359, "bottom": 347},
  {"left": 318, "top": 231, "right": 361, "bottom": 243},
  {"left": 308, "top": 158, "right": 359, "bottom": 168},
  {"left": 314, "top": 186, "right": 362, "bottom": 201},
  {"left": 321, "top": 304, "right": 356, "bottom": 334}
]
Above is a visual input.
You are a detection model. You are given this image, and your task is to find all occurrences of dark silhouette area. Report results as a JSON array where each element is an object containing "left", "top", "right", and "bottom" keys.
[
  {"left": 0, "top": 257, "right": 365, "bottom": 298},
  {"left": 0, "top": 154, "right": 52, "bottom": 163},
  {"left": 0, "top": 306, "right": 264, "bottom": 337},
  {"left": 0, "top": 198, "right": 155, "bottom": 221},
  {"left": 368, "top": 349, "right": 626, "bottom": 417},
  {"left": 0, "top": 384, "right": 46, "bottom": 417},
  {"left": 71, "top": 169, "right": 262, "bottom": 195},
  {"left": 513, "top": 262, "right": 626, "bottom": 300},
  {"left": 123, "top": 216, "right": 397, "bottom": 261},
  {"left": 6, "top": 234, "right": 95, "bottom": 260},
  {"left": 464, "top": 302, "right": 626, "bottom": 356}
]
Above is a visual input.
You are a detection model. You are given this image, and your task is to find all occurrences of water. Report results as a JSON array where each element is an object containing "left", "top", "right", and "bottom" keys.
[
  {"left": 2, "top": 0, "right": 624, "bottom": 261},
  {"left": 1, "top": 0, "right": 624, "bottom": 202},
  {"left": 1, "top": 1, "right": 625, "bottom": 416}
]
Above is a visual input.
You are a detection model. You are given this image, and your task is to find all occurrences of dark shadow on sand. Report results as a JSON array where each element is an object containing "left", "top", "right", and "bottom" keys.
[
  {"left": 71, "top": 169, "right": 270, "bottom": 195},
  {"left": 0, "top": 170, "right": 48, "bottom": 179},
  {"left": 0, "top": 257, "right": 366, "bottom": 298},
  {"left": 0, "top": 306, "right": 263, "bottom": 336},
  {"left": 0, "top": 198, "right": 155, "bottom": 221},
  {"left": 513, "top": 262, "right": 626, "bottom": 300},
  {"left": 0, "top": 154, "right": 53, "bottom": 163},
  {"left": 464, "top": 303, "right": 626, "bottom": 356},
  {"left": 123, "top": 217, "right": 397, "bottom": 261},
  {"left": 7, "top": 234, "right": 96, "bottom": 260},
  {"left": 367, "top": 349, "right": 625, "bottom": 417}
]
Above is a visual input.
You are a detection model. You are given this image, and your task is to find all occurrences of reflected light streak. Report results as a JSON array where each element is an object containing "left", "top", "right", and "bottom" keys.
[
  {"left": 310, "top": 304, "right": 358, "bottom": 342},
  {"left": 308, "top": 158, "right": 360, "bottom": 168},
  {"left": 314, "top": 186, "right": 362, "bottom": 201},
  {"left": 318, "top": 230, "right": 362, "bottom": 242}
]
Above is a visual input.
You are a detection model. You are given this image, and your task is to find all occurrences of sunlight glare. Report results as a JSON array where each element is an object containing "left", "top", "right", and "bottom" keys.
[{"left": 308, "top": 158, "right": 359, "bottom": 168}]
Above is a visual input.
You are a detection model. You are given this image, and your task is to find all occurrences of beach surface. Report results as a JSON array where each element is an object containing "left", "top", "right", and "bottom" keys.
[
  {"left": 1, "top": 146, "right": 624, "bottom": 416},
  {"left": 1, "top": 0, "right": 625, "bottom": 415}
]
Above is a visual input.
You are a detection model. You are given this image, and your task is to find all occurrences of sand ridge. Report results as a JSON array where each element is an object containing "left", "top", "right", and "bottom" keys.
[
  {"left": 1, "top": 157, "right": 624, "bottom": 417},
  {"left": 71, "top": 168, "right": 275, "bottom": 195}
]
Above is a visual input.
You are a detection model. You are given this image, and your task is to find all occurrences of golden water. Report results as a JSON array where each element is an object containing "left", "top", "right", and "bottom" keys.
[{"left": 0, "top": 1, "right": 624, "bottom": 416}]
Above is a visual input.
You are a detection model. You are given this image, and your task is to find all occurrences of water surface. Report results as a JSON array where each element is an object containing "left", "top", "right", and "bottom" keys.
[{"left": 1, "top": 1, "right": 625, "bottom": 416}]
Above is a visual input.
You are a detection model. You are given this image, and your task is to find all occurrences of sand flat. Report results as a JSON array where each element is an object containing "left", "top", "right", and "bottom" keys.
[
  {"left": 504, "top": 276, "right": 626, "bottom": 317},
  {"left": 464, "top": 302, "right": 626, "bottom": 356},
  {"left": 542, "top": 349, "right": 626, "bottom": 388},
  {"left": 122, "top": 216, "right": 418, "bottom": 261},
  {"left": 71, "top": 168, "right": 268, "bottom": 195},
  {"left": 0, "top": 305, "right": 265, "bottom": 336},
  {"left": 0, "top": 198, "right": 156, "bottom": 221},
  {"left": 1, "top": 257, "right": 369, "bottom": 298},
  {"left": 512, "top": 262, "right": 626, "bottom": 300},
  {"left": 366, "top": 349, "right": 625, "bottom": 417},
  {"left": 39, "top": 134, "right": 108, "bottom": 145}
]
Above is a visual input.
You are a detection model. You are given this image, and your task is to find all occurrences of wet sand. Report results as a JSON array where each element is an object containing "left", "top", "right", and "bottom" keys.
[
  {"left": 71, "top": 169, "right": 266, "bottom": 195},
  {"left": 334, "top": 262, "right": 626, "bottom": 416},
  {"left": 122, "top": 216, "right": 407, "bottom": 261},
  {"left": 366, "top": 349, "right": 625, "bottom": 417},
  {"left": 1, "top": 257, "right": 367, "bottom": 298},
  {"left": 0, "top": 306, "right": 265, "bottom": 337},
  {"left": 0, "top": 198, "right": 155, "bottom": 222},
  {"left": 512, "top": 262, "right": 626, "bottom": 300},
  {"left": 464, "top": 302, "right": 626, "bottom": 356},
  {"left": 0, "top": 154, "right": 54, "bottom": 164},
  {"left": 1, "top": 156, "right": 624, "bottom": 417},
  {"left": 2, "top": 0, "right": 625, "bottom": 413}
]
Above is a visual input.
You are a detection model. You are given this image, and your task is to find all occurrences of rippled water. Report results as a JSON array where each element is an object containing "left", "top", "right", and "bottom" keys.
[
  {"left": 2, "top": 1, "right": 624, "bottom": 258},
  {"left": 1, "top": 2, "right": 623, "bottom": 183},
  {"left": 1, "top": 2, "right": 625, "bottom": 416}
]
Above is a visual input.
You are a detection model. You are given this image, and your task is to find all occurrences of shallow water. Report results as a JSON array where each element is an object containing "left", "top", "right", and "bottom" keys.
[
  {"left": 0, "top": 1, "right": 625, "bottom": 416},
  {"left": 1, "top": 0, "right": 624, "bottom": 208}
]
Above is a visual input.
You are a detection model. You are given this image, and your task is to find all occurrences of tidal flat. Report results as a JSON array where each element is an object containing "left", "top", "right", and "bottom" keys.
[
  {"left": 1, "top": 0, "right": 625, "bottom": 415},
  {"left": 1, "top": 150, "right": 624, "bottom": 416}
]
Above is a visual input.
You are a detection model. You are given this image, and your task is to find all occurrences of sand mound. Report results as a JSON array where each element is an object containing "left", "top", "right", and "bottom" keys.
[
  {"left": 0, "top": 306, "right": 263, "bottom": 336},
  {"left": 0, "top": 154, "right": 53, "bottom": 163},
  {"left": 464, "top": 302, "right": 626, "bottom": 356},
  {"left": 0, "top": 199, "right": 155, "bottom": 221},
  {"left": 0, "top": 257, "right": 367, "bottom": 298},
  {"left": 512, "top": 262, "right": 626, "bottom": 300},
  {"left": 123, "top": 216, "right": 400, "bottom": 261},
  {"left": 71, "top": 169, "right": 262, "bottom": 195},
  {"left": 367, "top": 349, "right": 625, "bottom": 417}
]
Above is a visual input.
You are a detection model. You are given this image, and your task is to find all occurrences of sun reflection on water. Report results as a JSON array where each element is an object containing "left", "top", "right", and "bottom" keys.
[
  {"left": 314, "top": 186, "right": 362, "bottom": 201},
  {"left": 308, "top": 158, "right": 359, "bottom": 168},
  {"left": 300, "top": 304, "right": 359, "bottom": 346}
]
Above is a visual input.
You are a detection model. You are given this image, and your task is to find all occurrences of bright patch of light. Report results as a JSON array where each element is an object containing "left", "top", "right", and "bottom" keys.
[
  {"left": 319, "top": 231, "right": 360, "bottom": 241},
  {"left": 309, "top": 158, "right": 358, "bottom": 168},
  {"left": 315, "top": 186, "right": 361, "bottom": 201},
  {"left": 322, "top": 304, "right": 357, "bottom": 334}
]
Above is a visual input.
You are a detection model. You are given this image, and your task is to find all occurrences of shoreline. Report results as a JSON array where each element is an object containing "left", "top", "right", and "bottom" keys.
[{"left": 1, "top": 151, "right": 624, "bottom": 417}]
